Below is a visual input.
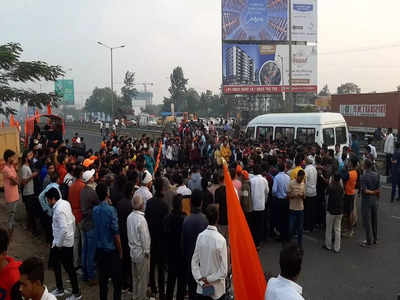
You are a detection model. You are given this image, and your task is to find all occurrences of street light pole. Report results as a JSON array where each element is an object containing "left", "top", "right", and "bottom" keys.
[{"left": 97, "top": 42, "right": 125, "bottom": 119}]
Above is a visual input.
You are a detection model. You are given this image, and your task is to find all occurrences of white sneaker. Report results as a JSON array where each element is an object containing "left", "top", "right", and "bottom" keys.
[
  {"left": 50, "top": 288, "right": 65, "bottom": 297},
  {"left": 66, "top": 294, "right": 82, "bottom": 300}
]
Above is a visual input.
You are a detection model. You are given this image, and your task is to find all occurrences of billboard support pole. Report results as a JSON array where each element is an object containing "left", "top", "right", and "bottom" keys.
[{"left": 288, "top": 0, "right": 293, "bottom": 112}]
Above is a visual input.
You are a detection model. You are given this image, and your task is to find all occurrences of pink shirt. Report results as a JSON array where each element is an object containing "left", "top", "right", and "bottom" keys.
[
  {"left": 233, "top": 179, "right": 242, "bottom": 194},
  {"left": 2, "top": 164, "right": 19, "bottom": 203}
]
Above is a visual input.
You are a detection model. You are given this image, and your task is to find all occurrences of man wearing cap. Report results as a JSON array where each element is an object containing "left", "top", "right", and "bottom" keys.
[
  {"left": 79, "top": 169, "right": 99, "bottom": 284},
  {"left": 133, "top": 170, "right": 153, "bottom": 210}
]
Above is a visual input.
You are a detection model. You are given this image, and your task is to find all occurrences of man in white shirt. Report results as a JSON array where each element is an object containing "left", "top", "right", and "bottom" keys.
[
  {"left": 367, "top": 138, "right": 377, "bottom": 161},
  {"left": 192, "top": 204, "right": 227, "bottom": 300},
  {"left": 133, "top": 170, "right": 153, "bottom": 209},
  {"left": 304, "top": 158, "right": 317, "bottom": 232},
  {"left": 19, "top": 256, "right": 57, "bottom": 300},
  {"left": 265, "top": 243, "right": 304, "bottom": 300},
  {"left": 249, "top": 166, "right": 269, "bottom": 249},
  {"left": 384, "top": 128, "right": 395, "bottom": 176},
  {"left": 127, "top": 194, "right": 151, "bottom": 300},
  {"left": 45, "top": 188, "right": 81, "bottom": 300}
]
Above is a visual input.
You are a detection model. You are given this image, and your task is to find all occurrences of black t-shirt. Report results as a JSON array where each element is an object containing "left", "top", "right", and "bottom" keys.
[{"left": 215, "top": 186, "right": 227, "bottom": 226}]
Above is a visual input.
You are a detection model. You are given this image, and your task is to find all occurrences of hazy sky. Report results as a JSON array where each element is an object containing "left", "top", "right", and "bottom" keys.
[{"left": 1, "top": 0, "right": 400, "bottom": 107}]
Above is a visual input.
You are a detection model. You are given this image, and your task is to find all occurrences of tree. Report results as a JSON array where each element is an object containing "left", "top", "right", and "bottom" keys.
[
  {"left": 84, "top": 87, "right": 118, "bottom": 114},
  {"left": 116, "top": 70, "right": 137, "bottom": 117},
  {"left": 337, "top": 82, "right": 361, "bottom": 95},
  {"left": 183, "top": 88, "right": 200, "bottom": 112},
  {"left": 0, "top": 43, "right": 64, "bottom": 115},
  {"left": 318, "top": 84, "right": 330, "bottom": 96},
  {"left": 163, "top": 66, "right": 188, "bottom": 112}
]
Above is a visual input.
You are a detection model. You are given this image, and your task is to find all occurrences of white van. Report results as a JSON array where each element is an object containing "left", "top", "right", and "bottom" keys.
[{"left": 246, "top": 113, "right": 349, "bottom": 148}]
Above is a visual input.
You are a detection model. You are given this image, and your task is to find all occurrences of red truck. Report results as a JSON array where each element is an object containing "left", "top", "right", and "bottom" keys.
[{"left": 330, "top": 92, "right": 400, "bottom": 136}]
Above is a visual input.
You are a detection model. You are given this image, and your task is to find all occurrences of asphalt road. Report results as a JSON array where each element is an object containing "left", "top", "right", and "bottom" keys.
[{"left": 66, "top": 126, "right": 400, "bottom": 300}]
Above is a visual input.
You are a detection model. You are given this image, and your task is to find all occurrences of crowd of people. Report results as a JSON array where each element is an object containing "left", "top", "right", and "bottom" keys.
[{"left": 0, "top": 119, "right": 391, "bottom": 300}]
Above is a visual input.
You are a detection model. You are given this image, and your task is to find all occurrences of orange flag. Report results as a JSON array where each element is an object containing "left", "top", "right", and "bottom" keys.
[
  {"left": 47, "top": 104, "right": 52, "bottom": 115},
  {"left": 35, "top": 109, "right": 40, "bottom": 122},
  {"left": 224, "top": 163, "right": 266, "bottom": 300},
  {"left": 153, "top": 140, "right": 163, "bottom": 175},
  {"left": 9, "top": 114, "right": 15, "bottom": 127},
  {"left": 1, "top": 120, "right": 4, "bottom": 128}
]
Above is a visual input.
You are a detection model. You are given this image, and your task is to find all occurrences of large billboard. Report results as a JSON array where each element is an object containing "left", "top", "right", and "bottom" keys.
[
  {"left": 55, "top": 79, "right": 74, "bottom": 105},
  {"left": 292, "top": 0, "right": 317, "bottom": 42},
  {"left": 222, "top": 0, "right": 288, "bottom": 41},
  {"left": 223, "top": 44, "right": 317, "bottom": 94}
]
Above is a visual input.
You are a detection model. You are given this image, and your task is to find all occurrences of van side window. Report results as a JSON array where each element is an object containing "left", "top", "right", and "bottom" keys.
[
  {"left": 323, "top": 128, "right": 335, "bottom": 146},
  {"left": 246, "top": 127, "right": 255, "bottom": 139},
  {"left": 296, "top": 128, "right": 315, "bottom": 144},
  {"left": 257, "top": 126, "right": 273, "bottom": 143},
  {"left": 335, "top": 127, "right": 347, "bottom": 144},
  {"left": 276, "top": 127, "right": 295, "bottom": 142}
]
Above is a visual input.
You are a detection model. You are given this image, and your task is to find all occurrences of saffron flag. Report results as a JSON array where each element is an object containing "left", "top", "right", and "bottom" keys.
[
  {"left": 9, "top": 114, "right": 15, "bottom": 127},
  {"left": 34, "top": 109, "right": 40, "bottom": 122},
  {"left": 1, "top": 120, "right": 4, "bottom": 128},
  {"left": 224, "top": 163, "right": 266, "bottom": 300},
  {"left": 47, "top": 104, "right": 52, "bottom": 115},
  {"left": 153, "top": 141, "right": 163, "bottom": 175}
]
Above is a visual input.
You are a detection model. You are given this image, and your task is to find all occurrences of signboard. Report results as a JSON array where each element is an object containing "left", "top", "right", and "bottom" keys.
[
  {"left": 55, "top": 79, "right": 75, "bottom": 105},
  {"left": 223, "top": 44, "right": 317, "bottom": 94},
  {"left": 340, "top": 104, "right": 386, "bottom": 117},
  {"left": 292, "top": 0, "right": 318, "bottom": 42},
  {"left": 222, "top": 0, "right": 288, "bottom": 41}
]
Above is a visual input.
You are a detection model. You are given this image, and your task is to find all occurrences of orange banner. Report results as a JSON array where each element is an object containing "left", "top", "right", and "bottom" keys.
[{"left": 224, "top": 163, "right": 266, "bottom": 300}]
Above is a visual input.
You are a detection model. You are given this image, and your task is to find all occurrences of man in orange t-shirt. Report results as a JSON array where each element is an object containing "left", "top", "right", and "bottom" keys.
[
  {"left": 343, "top": 159, "right": 358, "bottom": 237},
  {"left": 0, "top": 228, "right": 21, "bottom": 300},
  {"left": 2, "top": 150, "right": 19, "bottom": 238}
]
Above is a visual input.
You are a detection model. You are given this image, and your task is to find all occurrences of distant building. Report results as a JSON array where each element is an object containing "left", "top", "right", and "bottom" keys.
[
  {"left": 132, "top": 91, "right": 154, "bottom": 115},
  {"left": 225, "top": 46, "right": 256, "bottom": 85}
]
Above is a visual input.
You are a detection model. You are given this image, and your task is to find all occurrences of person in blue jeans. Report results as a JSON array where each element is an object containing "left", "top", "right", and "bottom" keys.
[
  {"left": 79, "top": 170, "right": 100, "bottom": 283},
  {"left": 288, "top": 170, "right": 306, "bottom": 252}
]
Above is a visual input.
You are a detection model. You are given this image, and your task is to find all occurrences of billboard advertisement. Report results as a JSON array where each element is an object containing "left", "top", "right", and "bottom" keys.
[
  {"left": 292, "top": 0, "right": 317, "bottom": 42},
  {"left": 223, "top": 44, "right": 317, "bottom": 94},
  {"left": 222, "top": 0, "right": 288, "bottom": 41},
  {"left": 340, "top": 104, "right": 386, "bottom": 118},
  {"left": 55, "top": 79, "right": 75, "bottom": 105}
]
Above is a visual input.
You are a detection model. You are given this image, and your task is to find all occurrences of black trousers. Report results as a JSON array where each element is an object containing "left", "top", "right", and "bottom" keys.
[
  {"left": 121, "top": 240, "right": 132, "bottom": 290},
  {"left": 276, "top": 198, "right": 289, "bottom": 243},
  {"left": 386, "top": 154, "right": 393, "bottom": 176},
  {"left": 53, "top": 246, "right": 80, "bottom": 295},
  {"left": 197, "top": 294, "right": 226, "bottom": 300},
  {"left": 361, "top": 197, "right": 378, "bottom": 244},
  {"left": 166, "top": 263, "right": 185, "bottom": 300},
  {"left": 40, "top": 211, "right": 53, "bottom": 243},
  {"left": 23, "top": 195, "right": 40, "bottom": 234},
  {"left": 96, "top": 249, "right": 122, "bottom": 300},
  {"left": 149, "top": 245, "right": 165, "bottom": 299},
  {"left": 304, "top": 196, "right": 317, "bottom": 231},
  {"left": 177, "top": 261, "right": 197, "bottom": 300},
  {"left": 251, "top": 210, "right": 265, "bottom": 246}
]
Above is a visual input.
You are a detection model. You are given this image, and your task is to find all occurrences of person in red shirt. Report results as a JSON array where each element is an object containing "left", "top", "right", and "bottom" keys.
[
  {"left": 0, "top": 228, "right": 21, "bottom": 300},
  {"left": 68, "top": 165, "right": 85, "bottom": 271},
  {"left": 56, "top": 154, "right": 68, "bottom": 184}
]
